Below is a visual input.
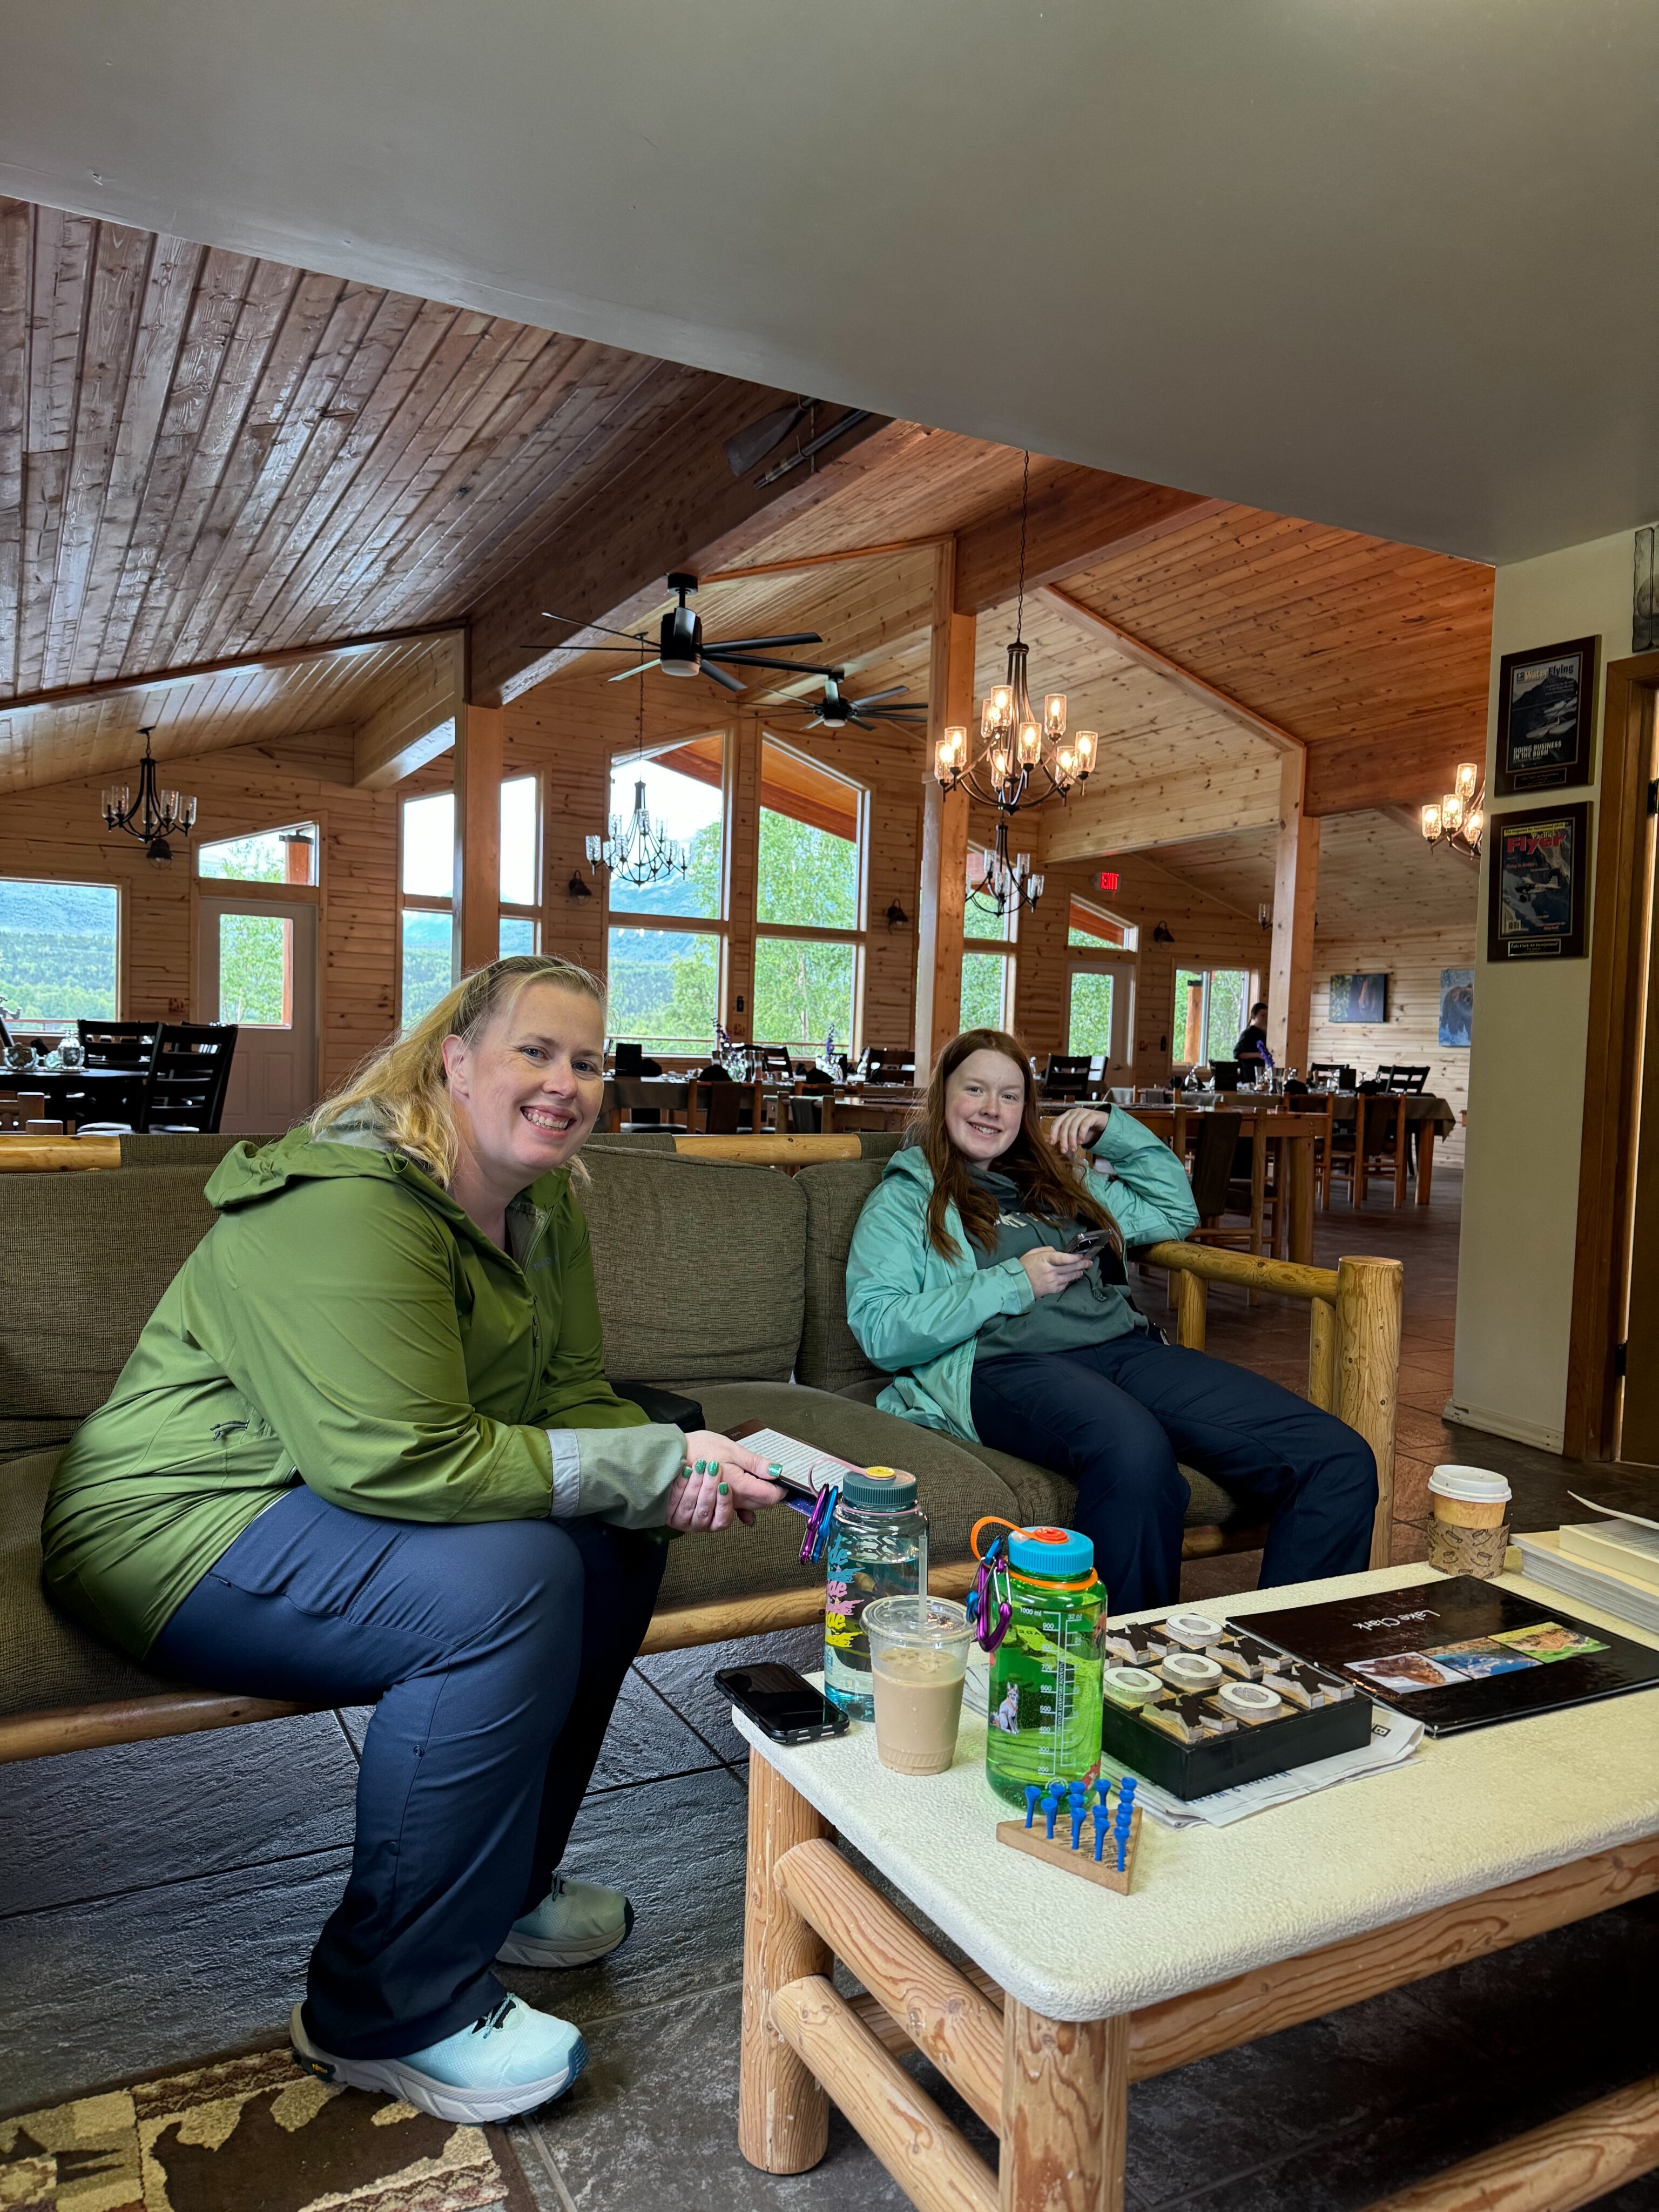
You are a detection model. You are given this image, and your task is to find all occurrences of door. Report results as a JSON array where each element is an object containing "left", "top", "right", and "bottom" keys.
[{"left": 196, "top": 896, "right": 319, "bottom": 1135}]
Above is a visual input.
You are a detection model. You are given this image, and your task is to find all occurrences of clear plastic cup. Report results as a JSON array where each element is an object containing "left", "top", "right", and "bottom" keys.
[{"left": 864, "top": 1595, "right": 972, "bottom": 1775}]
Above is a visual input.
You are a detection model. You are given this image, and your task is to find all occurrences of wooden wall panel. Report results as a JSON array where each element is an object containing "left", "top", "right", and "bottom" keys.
[{"left": 1309, "top": 925, "right": 1474, "bottom": 1145}]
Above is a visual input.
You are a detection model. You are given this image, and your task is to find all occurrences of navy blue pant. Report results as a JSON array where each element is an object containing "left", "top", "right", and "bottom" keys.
[
  {"left": 151, "top": 1485, "right": 666, "bottom": 2060},
  {"left": 970, "top": 1334, "right": 1377, "bottom": 1612}
]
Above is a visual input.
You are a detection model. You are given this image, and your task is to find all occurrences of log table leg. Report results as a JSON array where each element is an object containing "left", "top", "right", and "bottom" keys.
[
  {"left": 1415, "top": 1121, "right": 1435, "bottom": 1206},
  {"left": 739, "top": 1756, "right": 832, "bottom": 2174},
  {"left": 1000, "top": 1999, "right": 1128, "bottom": 2212},
  {"left": 1289, "top": 1130, "right": 1316, "bottom": 1265}
]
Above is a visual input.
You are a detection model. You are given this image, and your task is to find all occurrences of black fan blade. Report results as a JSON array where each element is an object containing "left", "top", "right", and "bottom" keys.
[
  {"left": 706, "top": 651, "right": 841, "bottom": 676},
  {"left": 698, "top": 659, "right": 746, "bottom": 694},
  {"left": 707, "top": 631, "right": 824, "bottom": 652},
  {"left": 848, "top": 685, "right": 909, "bottom": 711},
  {"left": 607, "top": 659, "right": 663, "bottom": 682},
  {"left": 723, "top": 400, "right": 814, "bottom": 478},
  {"left": 542, "top": 611, "right": 655, "bottom": 646}
]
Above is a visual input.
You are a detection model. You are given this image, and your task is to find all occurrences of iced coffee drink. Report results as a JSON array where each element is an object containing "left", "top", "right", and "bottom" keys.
[{"left": 864, "top": 1596, "right": 972, "bottom": 1775}]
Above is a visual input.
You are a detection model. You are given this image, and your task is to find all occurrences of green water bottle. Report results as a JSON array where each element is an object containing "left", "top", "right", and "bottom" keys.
[{"left": 981, "top": 1524, "right": 1105, "bottom": 1806}]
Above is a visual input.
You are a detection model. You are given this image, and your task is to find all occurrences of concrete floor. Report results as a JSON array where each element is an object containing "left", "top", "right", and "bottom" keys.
[{"left": 5, "top": 1163, "right": 1659, "bottom": 2208}]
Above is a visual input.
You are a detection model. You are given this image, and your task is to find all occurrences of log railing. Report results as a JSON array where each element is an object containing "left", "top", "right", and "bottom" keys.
[{"left": 1141, "top": 1238, "right": 1402, "bottom": 1569}]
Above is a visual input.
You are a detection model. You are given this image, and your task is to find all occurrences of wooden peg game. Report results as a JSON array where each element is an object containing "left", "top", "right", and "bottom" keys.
[{"left": 996, "top": 1779, "right": 1143, "bottom": 1894}]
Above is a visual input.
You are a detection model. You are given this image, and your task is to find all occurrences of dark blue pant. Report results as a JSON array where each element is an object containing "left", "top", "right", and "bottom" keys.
[
  {"left": 151, "top": 1485, "right": 666, "bottom": 2061},
  {"left": 970, "top": 1334, "right": 1377, "bottom": 1613}
]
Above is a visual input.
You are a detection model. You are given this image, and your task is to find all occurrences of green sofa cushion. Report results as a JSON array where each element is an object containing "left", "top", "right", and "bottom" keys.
[
  {"left": 795, "top": 1158, "right": 888, "bottom": 1397},
  {"left": 579, "top": 1150, "right": 805, "bottom": 1385},
  {"left": 117, "top": 1133, "right": 280, "bottom": 1168}
]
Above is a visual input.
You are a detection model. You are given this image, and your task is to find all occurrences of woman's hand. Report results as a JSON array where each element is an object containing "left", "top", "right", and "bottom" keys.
[
  {"left": 664, "top": 1432, "right": 787, "bottom": 1533},
  {"left": 1020, "top": 1245, "right": 1096, "bottom": 1299},
  {"left": 1047, "top": 1105, "right": 1110, "bottom": 1157}
]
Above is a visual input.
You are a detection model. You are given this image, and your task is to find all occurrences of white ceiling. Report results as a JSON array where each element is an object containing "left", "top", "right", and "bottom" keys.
[{"left": 3, "top": 3, "right": 1654, "bottom": 567}]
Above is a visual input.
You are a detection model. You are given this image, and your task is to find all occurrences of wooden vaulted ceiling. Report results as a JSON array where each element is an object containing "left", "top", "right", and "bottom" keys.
[{"left": 1, "top": 191, "right": 1495, "bottom": 861}]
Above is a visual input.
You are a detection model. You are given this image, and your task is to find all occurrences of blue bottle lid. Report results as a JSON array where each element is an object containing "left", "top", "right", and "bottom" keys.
[
  {"left": 841, "top": 1464, "right": 918, "bottom": 1510},
  {"left": 1007, "top": 1525, "right": 1095, "bottom": 1579}
]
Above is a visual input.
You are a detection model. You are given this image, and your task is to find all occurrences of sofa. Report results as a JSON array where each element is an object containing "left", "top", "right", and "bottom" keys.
[{"left": 0, "top": 1132, "right": 1243, "bottom": 1758}]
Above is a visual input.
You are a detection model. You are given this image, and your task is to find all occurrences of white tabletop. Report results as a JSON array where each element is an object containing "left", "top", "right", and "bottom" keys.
[{"left": 734, "top": 1563, "right": 1659, "bottom": 2022}]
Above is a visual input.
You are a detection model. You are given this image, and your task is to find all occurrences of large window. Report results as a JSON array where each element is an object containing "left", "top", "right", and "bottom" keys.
[
  {"left": 198, "top": 821, "right": 319, "bottom": 886},
  {"left": 1172, "top": 966, "right": 1251, "bottom": 1067},
  {"left": 0, "top": 877, "right": 119, "bottom": 1034},
  {"left": 605, "top": 737, "right": 727, "bottom": 1055},
  {"left": 752, "top": 739, "right": 865, "bottom": 1054},
  {"left": 1068, "top": 970, "right": 1114, "bottom": 1056},
  {"left": 398, "top": 776, "right": 544, "bottom": 1029},
  {"left": 961, "top": 848, "right": 1015, "bottom": 1034},
  {"left": 1066, "top": 899, "right": 1134, "bottom": 1065}
]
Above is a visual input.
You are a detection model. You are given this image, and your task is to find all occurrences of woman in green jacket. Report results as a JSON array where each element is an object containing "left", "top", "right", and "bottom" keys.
[
  {"left": 845, "top": 1029, "right": 1377, "bottom": 1609},
  {"left": 43, "top": 954, "right": 784, "bottom": 2124}
]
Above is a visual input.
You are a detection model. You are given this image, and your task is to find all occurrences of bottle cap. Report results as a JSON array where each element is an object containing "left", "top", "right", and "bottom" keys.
[
  {"left": 1007, "top": 1525, "right": 1095, "bottom": 1578},
  {"left": 841, "top": 1464, "right": 918, "bottom": 1510}
]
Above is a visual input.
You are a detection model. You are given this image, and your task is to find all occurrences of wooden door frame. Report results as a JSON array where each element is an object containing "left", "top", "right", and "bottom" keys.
[{"left": 1564, "top": 650, "right": 1659, "bottom": 1458}]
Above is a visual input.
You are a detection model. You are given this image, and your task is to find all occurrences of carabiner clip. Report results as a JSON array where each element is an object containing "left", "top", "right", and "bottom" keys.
[
  {"left": 968, "top": 1535, "right": 1013, "bottom": 1655},
  {"left": 799, "top": 1481, "right": 839, "bottom": 1567}
]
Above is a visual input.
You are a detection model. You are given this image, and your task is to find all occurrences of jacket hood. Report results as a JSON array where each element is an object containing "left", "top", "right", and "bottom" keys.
[
  {"left": 880, "top": 1141, "right": 935, "bottom": 1191},
  {"left": 205, "top": 1121, "right": 428, "bottom": 1212}
]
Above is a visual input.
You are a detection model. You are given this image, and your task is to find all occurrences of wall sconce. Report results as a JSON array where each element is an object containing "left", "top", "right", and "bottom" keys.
[
  {"left": 1152, "top": 922, "right": 1174, "bottom": 944},
  {"left": 885, "top": 900, "right": 909, "bottom": 931},
  {"left": 1258, "top": 902, "right": 1271, "bottom": 929},
  {"left": 566, "top": 872, "right": 594, "bottom": 900}
]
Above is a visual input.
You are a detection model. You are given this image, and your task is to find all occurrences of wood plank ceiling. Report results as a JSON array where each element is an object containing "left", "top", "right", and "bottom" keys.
[{"left": 1141, "top": 812, "right": 1480, "bottom": 938}]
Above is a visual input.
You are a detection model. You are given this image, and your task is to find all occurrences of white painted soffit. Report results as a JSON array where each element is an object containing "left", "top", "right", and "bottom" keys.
[{"left": 4, "top": 1, "right": 1656, "bottom": 567}]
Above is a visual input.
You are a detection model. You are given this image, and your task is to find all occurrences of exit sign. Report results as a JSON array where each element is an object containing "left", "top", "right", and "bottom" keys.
[{"left": 1098, "top": 871, "right": 1120, "bottom": 893}]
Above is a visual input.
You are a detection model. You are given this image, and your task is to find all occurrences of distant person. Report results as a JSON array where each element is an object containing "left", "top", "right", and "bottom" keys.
[{"left": 1235, "top": 1001, "right": 1273, "bottom": 1072}]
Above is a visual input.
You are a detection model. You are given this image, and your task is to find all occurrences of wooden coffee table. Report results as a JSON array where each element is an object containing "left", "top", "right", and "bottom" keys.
[{"left": 735, "top": 1563, "right": 1659, "bottom": 2212}]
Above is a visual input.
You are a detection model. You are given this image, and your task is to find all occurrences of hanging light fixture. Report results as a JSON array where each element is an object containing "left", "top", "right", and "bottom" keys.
[
  {"left": 967, "top": 820, "right": 1045, "bottom": 920},
  {"left": 934, "top": 453, "right": 1098, "bottom": 814},
  {"left": 584, "top": 637, "right": 690, "bottom": 890},
  {"left": 101, "top": 726, "right": 196, "bottom": 866},
  {"left": 1420, "top": 761, "right": 1485, "bottom": 858}
]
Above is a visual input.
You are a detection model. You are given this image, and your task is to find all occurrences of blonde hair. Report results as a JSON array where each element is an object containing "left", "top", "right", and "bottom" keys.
[{"left": 312, "top": 954, "right": 605, "bottom": 1186}]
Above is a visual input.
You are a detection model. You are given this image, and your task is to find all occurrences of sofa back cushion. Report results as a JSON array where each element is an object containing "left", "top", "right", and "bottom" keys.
[
  {"left": 578, "top": 1149, "right": 805, "bottom": 1384},
  {"left": 118, "top": 1134, "right": 278, "bottom": 1169},
  {"left": 795, "top": 1158, "right": 888, "bottom": 1395},
  {"left": 0, "top": 1164, "right": 219, "bottom": 1455}
]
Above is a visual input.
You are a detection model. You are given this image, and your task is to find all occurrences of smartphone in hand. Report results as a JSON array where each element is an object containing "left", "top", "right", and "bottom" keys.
[{"left": 1067, "top": 1227, "right": 1113, "bottom": 1258}]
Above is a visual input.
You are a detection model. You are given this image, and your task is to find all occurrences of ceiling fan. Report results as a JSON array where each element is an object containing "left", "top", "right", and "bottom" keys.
[
  {"left": 541, "top": 573, "right": 839, "bottom": 696},
  {"left": 772, "top": 677, "right": 930, "bottom": 732}
]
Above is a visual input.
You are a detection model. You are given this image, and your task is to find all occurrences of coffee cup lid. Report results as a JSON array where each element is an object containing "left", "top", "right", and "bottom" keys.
[{"left": 1428, "top": 1464, "right": 1511, "bottom": 1503}]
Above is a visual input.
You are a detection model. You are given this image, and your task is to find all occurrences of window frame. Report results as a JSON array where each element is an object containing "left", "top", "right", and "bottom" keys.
[
  {"left": 603, "top": 732, "right": 732, "bottom": 1058},
  {"left": 0, "top": 871, "right": 124, "bottom": 1035},
  {"left": 1171, "top": 964, "right": 1253, "bottom": 1071},
  {"left": 395, "top": 774, "right": 546, "bottom": 1029},
  {"left": 751, "top": 734, "right": 870, "bottom": 1055},
  {"left": 195, "top": 818, "right": 320, "bottom": 888}
]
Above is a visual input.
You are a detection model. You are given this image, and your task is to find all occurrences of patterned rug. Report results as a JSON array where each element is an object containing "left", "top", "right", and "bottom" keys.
[{"left": 0, "top": 2046, "right": 538, "bottom": 2212}]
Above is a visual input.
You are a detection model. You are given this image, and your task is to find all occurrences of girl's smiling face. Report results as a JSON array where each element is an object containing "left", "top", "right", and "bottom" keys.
[{"left": 943, "top": 1048, "right": 1027, "bottom": 1164}]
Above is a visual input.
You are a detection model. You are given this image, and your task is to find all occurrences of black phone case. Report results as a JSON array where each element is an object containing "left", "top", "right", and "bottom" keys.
[{"left": 714, "top": 1665, "right": 849, "bottom": 1745}]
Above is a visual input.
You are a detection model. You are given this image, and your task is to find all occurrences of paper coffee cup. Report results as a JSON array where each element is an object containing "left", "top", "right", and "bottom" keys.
[{"left": 1428, "top": 1466, "right": 1510, "bottom": 1531}]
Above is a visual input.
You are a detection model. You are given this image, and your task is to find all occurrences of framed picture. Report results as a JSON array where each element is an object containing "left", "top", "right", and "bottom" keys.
[
  {"left": 1328, "top": 973, "right": 1388, "bottom": 1024},
  {"left": 1487, "top": 801, "right": 1590, "bottom": 962},
  {"left": 1494, "top": 635, "right": 1597, "bottom": 795},
  {"left": 1438, "top": 969, "right": 1474, "bottom": 1048}
]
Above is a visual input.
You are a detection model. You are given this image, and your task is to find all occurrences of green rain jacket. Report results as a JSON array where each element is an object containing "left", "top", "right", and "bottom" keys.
[
  {"left": 42, "top": 1124, "right": 686, "bottom": 1660},
  {"left": 844, "top": 1112, "right": 1199, "bottom": 1443}
]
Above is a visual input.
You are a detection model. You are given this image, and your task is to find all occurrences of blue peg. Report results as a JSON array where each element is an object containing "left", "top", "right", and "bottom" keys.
[
  {"left": 1118, "top": 1776, "right": 1138, "bottom": 1808},
  {"left": 1069, "top": 1799, "right": 1086, "bottom": 1852},
  {"left": 1092, "top": 1803, "right": 1109, "bottom": 1862},
  {"left": 1115, "top": 1805, "right": 1132, "bottom": 1873},
  {"left": 1041, "top": 1790, "right": 1060, "bottom": 1840},
  {"left": 1023, "top": 1784, "right": 1041, "bottom": 1831}
]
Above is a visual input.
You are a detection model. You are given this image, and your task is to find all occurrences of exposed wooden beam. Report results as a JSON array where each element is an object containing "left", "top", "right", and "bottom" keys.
[
  {"left": 353, "top": 637, "right": 461, "bottom": 787},
  {"left": 467, "top": 401, "right": 925, "bottom": 707},
  {"left": 703, "top": 536, "right": 948, "bottom": 585},
  {"left": 914, "top": 543, "right": 975, "bottom": 1078},
  {"left": 1045, "top": 761, "right": 1282, "bottom": 861},
  {"left": 455, "top": 703, "right": 504, "bottom": 976},
  {"left": 1305, "top": 719, "right": 1486, "bottom": 816},
  {"left": 954, "top": 473, "right": 1226, "bottom": 617},
  {"left": 1038, "top": 584, "right": 1303, "bottom": 757},
  {"left": 0, "top": 622, "right": 467, "bottom": 717},
  {"left": 1267, "top": 750, "right": 1319, "bottom": 1069}
]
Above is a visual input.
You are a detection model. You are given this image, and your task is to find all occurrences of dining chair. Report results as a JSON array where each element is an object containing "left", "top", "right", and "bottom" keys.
[
  {"left": 611, "top": 1076, "right": 690, "bottom": 1134},
  {"left": 1040, "top": 1053, "right": 1094, "bottom": 1101},
  {"left": 141, "top": 1024, "right": 239, "bottom": 1132},
  {"left": 1285, "top": 1089, "right": 1337, "bottom": 1209},
  {"left": 1327, "top": 1092, "right": 1410, "bottom": 1206},
  {"left": 76, "top": 1017, "right": 163, "bottom": 1068},
  {"left": 862, "top": 1047, "right": 916, "bottom": 1086}
]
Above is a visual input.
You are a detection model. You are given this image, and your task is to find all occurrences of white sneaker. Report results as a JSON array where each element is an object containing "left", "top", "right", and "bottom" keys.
[
  {"left": 291, "top": 1995, "right": 586, "bottom": 2123},
  {"left": 496, "top": 1873, "right": 634, "bottom": 1969}
]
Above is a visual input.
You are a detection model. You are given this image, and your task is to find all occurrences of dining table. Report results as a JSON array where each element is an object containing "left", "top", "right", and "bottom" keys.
[
  {"left": 0, "top": 1064, "right": 150, "bottom": 1128},
  {"left": 1118, "top": 1100, "right": 1323, "bottom": 1265}
]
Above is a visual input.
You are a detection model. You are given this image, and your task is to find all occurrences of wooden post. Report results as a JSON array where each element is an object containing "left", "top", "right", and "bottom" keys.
[
  {"left": 1267, "top": 748, "right": 1318, "bottom": 1072},
  {"left": 1175, "top": 1265, "right": 1208, "bottom": 1352},
  {"left": 915, "top": 539, "right": 976, "bottom": 1082},
  {"left": 738, "top": 1756, "right": 832, "bottom": 2174},
  {"left": 1334, "top": 1254, "right": 1404, "bottom": 1567},
  {"left": 1289, "top": 1128, "right": 1316, "bottom": 1264},
  {"left": 453, "top": 702, "right": 504, "bottom": 977},
  {"left": 1308, "top": 1295, "right": 1338, "bottom": 1412},
  {"left": 999, "top": 1999, "right": 1123, "bottom": 2212},
  {"left": 726, "top": 712, "right": 759, "bottom": 1043}
]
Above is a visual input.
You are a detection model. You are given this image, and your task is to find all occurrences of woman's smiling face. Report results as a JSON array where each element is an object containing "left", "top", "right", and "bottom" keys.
[
  {"left": 943, "top": 1048, "right": 1028, "bottom": 1165},
  {"left": 443, "top": 981, "right": 605, "bottom": 1189}
]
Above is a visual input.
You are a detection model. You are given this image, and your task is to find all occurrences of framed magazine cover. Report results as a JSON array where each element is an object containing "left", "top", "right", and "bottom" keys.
[
  {"left": 1493, "top": 635, "right": 1597, "bottom": 795},
  {"left": 1486, "top": 801, "right": 1590, "bottom": 962}
]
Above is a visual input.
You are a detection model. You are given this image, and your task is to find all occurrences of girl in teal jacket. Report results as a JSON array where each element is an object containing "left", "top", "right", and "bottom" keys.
[{"left": 846, "top": 1029, "right": 1376, "bottom": 1610}]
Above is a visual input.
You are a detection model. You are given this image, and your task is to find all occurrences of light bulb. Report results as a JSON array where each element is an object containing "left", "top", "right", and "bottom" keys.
[
  {"left": 1017, "top": 720, "right": 1041, "bottom": 765},
  {"left": 981, "top": 698, "right": 997, "bottom": 737},
  {"left": 935, "top": 739, "right": 955, "bottom": 780},
  {"left": 1443, "top": 791, "right": 1464, "bottom": 831},
  {"left": 1030, "top": 873, "right": 1045, "bottom": 900},
  {"left": 943, "top": 725, "right": 967, "bottom": 765},
  {"left": 1057, "top": 746, "right": 1076, "bottom": 783},
  {"left": 1044, "top": 692, "right": 1068, "bottom": 737},
  {"left": 1421, "top": 804, "right": 1441, "bottom": 840},
  {"left": 992, "top": 684, "right": 1012, "bottom": 718},
  {"left": 1455, "top": 761, "right": 1479, "bottom": 799},
  {"left": 1465, "top": 807, "right": 1484, "bottom": 844},
  {"left": 991, "top": 745, "right": 1010, "bottom": 783},
  {"left": 1075, "top": 730, "right": 1098, "bottom": 772}
]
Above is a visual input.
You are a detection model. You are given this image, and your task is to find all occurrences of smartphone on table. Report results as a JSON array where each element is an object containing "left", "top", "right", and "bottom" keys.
[{"left": 716, "top": 1663, "right": 849, "bottom": 1745}]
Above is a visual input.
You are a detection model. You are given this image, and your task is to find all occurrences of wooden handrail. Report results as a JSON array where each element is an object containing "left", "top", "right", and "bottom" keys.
[
  {"left": 0, "top": 1135, "right": 121, "bottom": 1172},
  {"left": 669, "top": 1132, "right": 862, "bottom": 1169},
  {"left": 1142, "top": 1238, "right": 1337, "bottom": 1301}
]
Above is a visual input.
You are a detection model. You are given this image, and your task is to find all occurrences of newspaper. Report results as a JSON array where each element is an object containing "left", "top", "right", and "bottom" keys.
[{"left": 963, "top": 1650, "right": 1422, "bottom": 1828}]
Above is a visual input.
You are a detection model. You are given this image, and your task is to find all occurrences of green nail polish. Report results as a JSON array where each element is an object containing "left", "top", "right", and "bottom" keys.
[
  {"left": 768, "top": 1464, "right": 784, "bottom": 1478},
  {"left": 719, "top": 1481, "right": 730, "bottom": 1495}
]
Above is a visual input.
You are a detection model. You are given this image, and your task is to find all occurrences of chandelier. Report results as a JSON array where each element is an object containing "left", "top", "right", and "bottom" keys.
[
  {"left": 585, "top": 639, "right": 690, "bottom": 891},
  {"left": 967, "top": 820, "right": 1045, "bottom": 920},
  {"left": 1420, "top": 761, "right": 1485, "bottom": 858},
  {"left": 934, "top": 454, "right": 1098, "bottom": 813},
  {"left": 101, "top": 727, "right": 196, "bottom": 866}
]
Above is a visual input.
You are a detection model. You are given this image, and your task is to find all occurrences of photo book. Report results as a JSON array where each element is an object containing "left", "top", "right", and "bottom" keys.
[{"left": 1240, "top": 1577, "right": 1659, "bottom": 1736}]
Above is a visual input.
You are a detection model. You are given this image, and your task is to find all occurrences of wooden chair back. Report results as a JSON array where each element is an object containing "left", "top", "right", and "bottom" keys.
[
  {"left": 77, "top": 1018, "right": 161, "bottom": 1070},
  {"left": 1040, "top": 1053, "right": 1093, "bottom": 1099},
  {"left": 141, "top": 1024, "right": 238, "bottom": 1133},
  {"left": 862, "top": 1047, "right": 915, "bottom": 1085},
  {"left": 1188, "top": 1112, "right": 1244, "bottom": 1221}
]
